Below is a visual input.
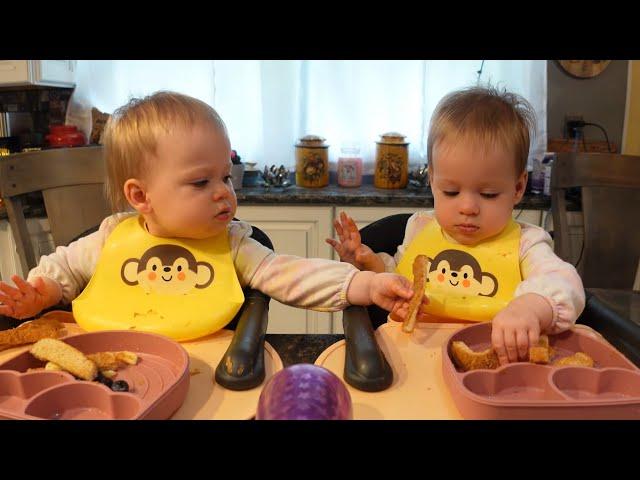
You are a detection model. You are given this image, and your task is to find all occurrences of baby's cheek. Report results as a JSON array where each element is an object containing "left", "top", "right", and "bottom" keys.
[
  {"left": 148, "top": 272, "right": 157, "bottom": 281},
  {"left": 462, "top": 279, "right": 470, "bottom": 288},
  {"left": 177, "top": 272, "right": 186, "bottom": 281},
  {"left": 437, "top": 274, "right": 445, "bottom": 282}
]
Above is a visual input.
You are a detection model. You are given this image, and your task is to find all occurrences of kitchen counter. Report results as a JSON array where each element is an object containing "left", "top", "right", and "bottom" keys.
[{"left": 236, "top": 183, "right": 559, "bottom": 209}]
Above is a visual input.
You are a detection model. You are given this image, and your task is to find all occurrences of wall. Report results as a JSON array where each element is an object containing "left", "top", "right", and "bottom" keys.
[
  {"left": 623, "top": 60, "right": 640, "bottom": 155},
  {"left": 547, "top": 60, "right": 628, "bottom": 152}
]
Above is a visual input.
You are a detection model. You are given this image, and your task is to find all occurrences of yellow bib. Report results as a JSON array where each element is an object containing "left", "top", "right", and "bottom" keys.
[
  {"left": 72, "top": 215, "right": 244, "bottom": 341},
  {"left": 396, "top": 218, "right": 522, "bottom": 322}
]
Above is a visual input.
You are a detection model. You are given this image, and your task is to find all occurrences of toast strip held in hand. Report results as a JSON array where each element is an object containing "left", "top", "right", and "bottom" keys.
[{"left": 402, "top": 255, "right": 429, "bottom": 333}]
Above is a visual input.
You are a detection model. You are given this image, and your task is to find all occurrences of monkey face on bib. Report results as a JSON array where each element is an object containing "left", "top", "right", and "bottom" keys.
[
  {"left": 120, "top": 244, "right": 214, "bottom": 295},
  {"left": 426, "top": 249, "right": 497, "bottom": 297}
]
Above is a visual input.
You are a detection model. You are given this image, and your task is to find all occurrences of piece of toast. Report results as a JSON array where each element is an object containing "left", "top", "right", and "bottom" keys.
[
  {"left": 528, "top": 334, "right": 551, "bottom": 364},
  {"left": 0, "top": 318, "right": 64, "bottom": 351},
  {"left": 450, "top": 341, "right": 500, "bottom": 371},
  {"left": 402, "top": 255, "right": 429, "bottom": 333},
  {"left": 552, "top": 351, "right": 595, "bottom": 367},
  {"left": 30, "top": 338, "right": 97, "bottom": 381},
  {"left": 86, "top": 351, "right": 138, "bottom": 371}
]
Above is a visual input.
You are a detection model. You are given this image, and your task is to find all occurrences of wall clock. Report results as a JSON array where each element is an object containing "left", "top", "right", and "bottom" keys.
[{"left": 557, "top": 60, "right": 612, "bottom": 79}]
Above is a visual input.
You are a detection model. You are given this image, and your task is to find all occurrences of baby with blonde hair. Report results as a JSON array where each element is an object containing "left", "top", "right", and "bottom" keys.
[
  {"left": 329, "top": 85, "right": 585, "bottom": 365},
  {"left": 0, "top": 91, "right": 416, "bottom": 386}
]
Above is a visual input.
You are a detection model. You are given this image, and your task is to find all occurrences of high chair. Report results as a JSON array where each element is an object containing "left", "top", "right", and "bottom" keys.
[{"left": 340, "top": 213, "right": 412, "bottom": 392}]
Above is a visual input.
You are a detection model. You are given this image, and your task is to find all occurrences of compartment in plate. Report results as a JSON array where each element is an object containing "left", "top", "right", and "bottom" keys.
[
  {"left": 462, "top": 363, "right": 562, "bottom": 401},
  {"left": 24, "top": 382, "right": 142, "bottom": 420},
  {"left": 0, "top": 371, "right": 71, "bottom": 411},
  {"left": 547, "top": 330, "right": 634, "bottom": 369},
  {"left": 551, "top": 367, "right": 640, "bottom": 400}
]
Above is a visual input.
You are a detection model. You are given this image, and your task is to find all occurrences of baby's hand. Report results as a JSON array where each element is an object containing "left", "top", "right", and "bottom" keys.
[
  {"left": 388, "top": 296, "right": 430, "bottom": 322},
  {"left": 326, "top": 212, "right": 379, "bottom": 271},
  {"left": 491, "top": 294, "right": 553, "bottom": 365},
  {"left": 0, "top": 276, "right": 54, "bottom": 320},
  {"left": 368, "top": 273, "right": 414, "bottom": 313}
]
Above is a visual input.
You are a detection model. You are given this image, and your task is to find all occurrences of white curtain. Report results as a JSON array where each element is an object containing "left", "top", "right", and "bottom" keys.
[{"left": 67, "top": 60, "right": 547, "bottom": 173}]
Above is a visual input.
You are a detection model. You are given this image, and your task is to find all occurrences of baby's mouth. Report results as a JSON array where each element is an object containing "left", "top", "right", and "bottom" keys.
[
  {"left": 449, "top": 280, "right": 459, "bottom": 286},
  {"left": 162, "top": 275, "right": 172, "bottom": 281},
  {"left": 455, "top": 224, "right": 479, "bottom": 233}
]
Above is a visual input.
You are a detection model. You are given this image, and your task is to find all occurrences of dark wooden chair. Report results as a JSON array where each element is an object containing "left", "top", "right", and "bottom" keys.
[
  {"left": 0, "top": 146, "right": 111, "bottom": 276},
  {"left": 550, "top": 152, "right": 640, "bottom": 290},
  {"left": 551, "top": 152, "right": 640, "bottom": 366}
]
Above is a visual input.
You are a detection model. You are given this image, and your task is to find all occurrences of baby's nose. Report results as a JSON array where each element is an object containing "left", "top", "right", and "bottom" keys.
[
  {"left": 163, "top": 266, "right": 171, "bottom": 273},
  {"left": 451, "top": 271, "right": 458, "bottom": 278}
]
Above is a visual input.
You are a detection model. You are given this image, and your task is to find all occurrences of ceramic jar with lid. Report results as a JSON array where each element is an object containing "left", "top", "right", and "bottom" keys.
[
  {"left": 45, "top": 125, "right": 87, "bottom": 148},
  {"left": 295, "top": 135, "right": 329, "bottom": 188},
  {"left": 374, "top": 132, "right": 409, "bottom": 189}
]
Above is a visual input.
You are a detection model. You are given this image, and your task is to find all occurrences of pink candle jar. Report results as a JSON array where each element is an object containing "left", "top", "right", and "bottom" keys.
[{"left": 337, "top": 146, "right": 363, "bottom": 187}]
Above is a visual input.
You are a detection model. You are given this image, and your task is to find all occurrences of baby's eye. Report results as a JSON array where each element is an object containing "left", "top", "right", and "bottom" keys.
[
  {"left": 441, "top": 268, "right": 446, "bottom": 274},
  {"left": 224, "top": 175, "right": 233, "bottom": 183},
  {"left": 442, "top": 191, "right": 458, "bottom": 197},
  {"left": 191, "top": 179, "right": 209, "bottom": 188},
  {"left": 480, "top": 192, "right": 499, "bottom": 199}
]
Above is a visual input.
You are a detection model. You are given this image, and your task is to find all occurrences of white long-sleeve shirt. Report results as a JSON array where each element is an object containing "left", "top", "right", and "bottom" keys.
[
  {"left": 376, "top": 211, "right": 585, "bottom": 333},
  {"left": 28, "top": 213, "right": 359, "bottom": 312}
]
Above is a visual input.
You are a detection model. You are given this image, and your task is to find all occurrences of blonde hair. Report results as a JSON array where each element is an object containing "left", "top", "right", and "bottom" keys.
[
  {"left": 427, "top": 85, "right": 537, "bottom": 176},
  {"left": 103, "top": 91, "right": 228, "bottom": 212}
]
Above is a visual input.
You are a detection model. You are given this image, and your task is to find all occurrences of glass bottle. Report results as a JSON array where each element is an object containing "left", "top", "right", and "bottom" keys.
[{"left": 337, "top": 145, "right": 363, "bottom": 187}]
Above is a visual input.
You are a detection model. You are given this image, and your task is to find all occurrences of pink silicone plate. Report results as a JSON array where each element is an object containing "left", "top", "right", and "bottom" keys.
[
  {"left": 0, "top": 330, "right": 190, "bottom": 420},
  {"left": 442, "top": 323, "right": 640, "bottom": 419}
]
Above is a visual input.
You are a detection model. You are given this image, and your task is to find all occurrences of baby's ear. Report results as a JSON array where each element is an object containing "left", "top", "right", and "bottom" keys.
[
  {"left": 123, "top": 178, "right": 151, "bottom": 214},
  {"left": 514, "top": 170, "right": 528, "bottom": 202}
]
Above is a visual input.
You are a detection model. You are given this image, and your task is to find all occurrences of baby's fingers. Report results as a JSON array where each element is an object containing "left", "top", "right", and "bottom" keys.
[
  {"left": 12, "top": 276, "right": 35, "bottom": 297},
  {"left": 0, "top": 282, "right": 21, "bottom": 300},
  {"left": 491, "top": 328, "right": 509, "bottom": 366},
  {"left": 516, "top": 329, "right": 530, "bottom": 360},
  {"left": 0, "top": 304, "right": 16, "bottom": 317}
]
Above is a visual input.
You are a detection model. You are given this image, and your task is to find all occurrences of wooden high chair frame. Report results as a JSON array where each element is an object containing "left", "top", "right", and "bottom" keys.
[
  {"left": 551, "top": 152, "right": 640, "bottom": 291},
  {"left": 0, "top": 146, "right": 111, "bottom": 277}
]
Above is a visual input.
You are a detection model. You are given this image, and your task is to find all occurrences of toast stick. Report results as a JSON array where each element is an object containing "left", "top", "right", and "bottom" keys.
[{"left": 402, "top": 255, "right": 429, "bottom": 333}]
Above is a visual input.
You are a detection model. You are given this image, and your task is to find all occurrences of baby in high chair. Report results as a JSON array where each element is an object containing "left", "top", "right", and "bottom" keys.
[
  {"left": 328, "top": 85, "right": 585, "bottom": 365},
  {"left": 0, "top": 91, "right": 416, "bottom": 387}
]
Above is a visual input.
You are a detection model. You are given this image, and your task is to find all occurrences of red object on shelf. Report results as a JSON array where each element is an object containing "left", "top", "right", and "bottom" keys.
[{"left": 45, "top": 124, "right": 87, "bottom": 148}]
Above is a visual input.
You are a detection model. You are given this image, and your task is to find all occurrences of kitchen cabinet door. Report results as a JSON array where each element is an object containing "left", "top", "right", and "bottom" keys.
[
  {"left": 235, "top": 205, "right": 335, "bottom": 334},
  {"left": 0, "top": 60, "right": 76, "bottom": 87}
]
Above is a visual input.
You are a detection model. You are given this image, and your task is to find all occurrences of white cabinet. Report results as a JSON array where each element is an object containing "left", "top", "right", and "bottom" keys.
[
  {"left": 0, "top": 60, "right": 76, "bottom": 87},
  {"left": 235, "top": 205, "right": 335, "bottom": 334}
]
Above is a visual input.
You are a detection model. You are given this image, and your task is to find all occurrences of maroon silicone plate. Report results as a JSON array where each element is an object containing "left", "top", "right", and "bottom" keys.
[
  {"left": 442, "top": 323, "right": 640, "bottom": 419},
  {"left": 0, "top": 330, "right": 190, "bottom": 420}
]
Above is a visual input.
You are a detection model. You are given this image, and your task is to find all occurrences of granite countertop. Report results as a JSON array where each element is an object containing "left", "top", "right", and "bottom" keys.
[
  {"left": 264, "top": 334, "right": 344, "bottom": 366},
  {"left": 237, "top": 183, "right": 556, "bottom": 210}
]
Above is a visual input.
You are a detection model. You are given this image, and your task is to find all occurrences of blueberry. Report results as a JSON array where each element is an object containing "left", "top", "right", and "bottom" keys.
[
  {"left": 111, "top": 380, "right": 129, "bottom": 392},
  {"left": 96, "top": 372, "right": 113, "bottom": 388}
]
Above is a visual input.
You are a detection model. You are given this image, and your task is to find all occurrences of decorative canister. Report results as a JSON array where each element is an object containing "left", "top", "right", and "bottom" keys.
[
  {"left": 374, "top": 132, "right": 409, "bottom": 189},
  {"left": 295, "top": 135, "right": 329, "bottom": 188}
]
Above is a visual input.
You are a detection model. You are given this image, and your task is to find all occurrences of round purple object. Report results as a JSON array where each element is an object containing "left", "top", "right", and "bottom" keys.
[{"left": 256, "top": 364, "right": 352, "bottom": 420}]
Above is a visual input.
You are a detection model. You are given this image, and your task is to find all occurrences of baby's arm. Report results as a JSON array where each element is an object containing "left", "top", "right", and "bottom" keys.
[
  {"left": 491, "top": 224, "right": 585, "bottom": 364},
  {"left": 0, "top": 213, "right": 131, "bottom": 320},
  {"left": 232, "top": 222, "right": 412, "bottom": 311},
  {"left": 326, "top": 212, "right": 385, "bottom": 272},
  {"left": 0, "top": 275, "right": 62, "bottom": 319}
]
